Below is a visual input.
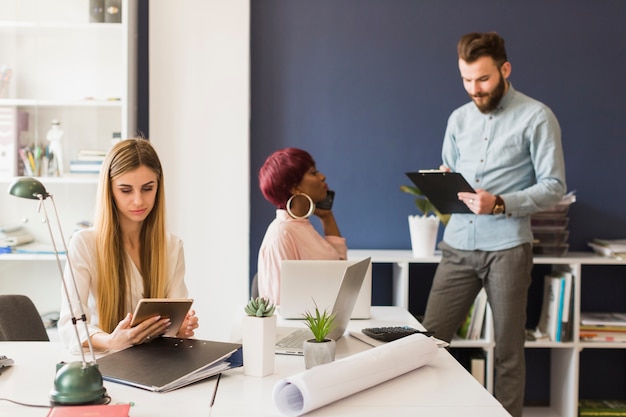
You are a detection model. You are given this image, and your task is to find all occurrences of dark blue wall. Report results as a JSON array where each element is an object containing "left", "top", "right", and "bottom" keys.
[{"left": 249, "top": 0, "right": 626, "bottom": 278}]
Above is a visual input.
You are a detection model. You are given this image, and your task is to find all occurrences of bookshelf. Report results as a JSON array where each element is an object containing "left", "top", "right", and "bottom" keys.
[
  {"left": 0, "top": 0, "right": 137, "bottom": 315},
  {"left": 348, "top": 249, "right": 626, "bottom": 417}
]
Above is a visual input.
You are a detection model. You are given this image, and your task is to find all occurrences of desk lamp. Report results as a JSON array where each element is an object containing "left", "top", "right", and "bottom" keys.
[{"left": 8, "top": 177, "right": 107, "bottom": 405}]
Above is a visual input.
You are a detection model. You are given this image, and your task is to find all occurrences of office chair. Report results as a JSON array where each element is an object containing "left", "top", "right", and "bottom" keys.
[{"left": 0, "top": 294, "right": 50, "bottom": 341}]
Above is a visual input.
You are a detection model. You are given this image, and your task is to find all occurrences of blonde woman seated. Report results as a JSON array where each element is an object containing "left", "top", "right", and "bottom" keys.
[
  {"left": 58, "top": 138, "right": 198, "bottom": 353},
  {"left": 257, "top": 147, "right": 347, "bottom": 304}
]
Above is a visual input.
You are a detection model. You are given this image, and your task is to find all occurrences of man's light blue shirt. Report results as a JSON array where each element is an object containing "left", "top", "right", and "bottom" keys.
[{"left": 442, "top": 84, "right": 567, "bottom": 251}]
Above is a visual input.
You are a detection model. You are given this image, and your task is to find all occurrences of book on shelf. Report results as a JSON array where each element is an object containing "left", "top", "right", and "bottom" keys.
[
  {"left": 96, "top": 336, "right": 242, "bottom": 392},
  {"left": 588, "top": 239, "right": 626, "bottom": 259},
  {"left": 77, "top": 149, "right": 107, "bottom": 162},
  {"left": 581, "top": 324, "right": 626, "bottom": 332},
  {"left": 0, "top": 225, "right": 35, "bottom": 247},
  {"left": 580, "top": 330, "right": 626, "bottom": 343},
  {"left": 457, "top": 288, "right": 487, "bottom": 340},
  {"left": 470, "top": 351, "right": 486, "bottom": 387},
  {"left": 581, "top": 312, "right": 626, "bottom": 326},
  {"left": 467, "top": 288, "right": 488, "bottom": 340},
  {"left": 0, "top": 106, "right": 17, "bottom": 179},
  {"left": 559, "top": 271, "right": 574, "bottom": 341},
  {"left": 12, "top": 242, "right": 66, "bottom": 255},
  {"left": 69, "top": 159, "right": 103, "bottom": 174},
  {"left": 536, "top": 274, "right": 567, "bottom": 342},
  {"left": 579, "top": 399, "right": 626, "bottom": 416}
]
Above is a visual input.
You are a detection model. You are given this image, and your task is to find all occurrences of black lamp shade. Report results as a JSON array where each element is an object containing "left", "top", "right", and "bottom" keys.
[{"left": 7, "top": 177, "right": 49, "bottom": 200}]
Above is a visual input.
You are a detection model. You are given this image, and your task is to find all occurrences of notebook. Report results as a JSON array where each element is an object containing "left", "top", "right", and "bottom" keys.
[
  {"left": 275, "top": 257, "right": 371, "bottom": 355},
  {"left": 405, "top": 170, "right": 475, "bottom": 214},
  {"left": 279, "top": 259, "right": 372, "bottom": 319},
  {"left": 97, "top": 337, "right": 242, "bottom": 392}
]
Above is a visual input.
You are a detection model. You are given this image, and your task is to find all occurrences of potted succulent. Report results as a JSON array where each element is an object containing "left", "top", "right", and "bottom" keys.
[
  {"left": 242, "top": 297, "right": 277, "bottom": 377},
  {"left": 302, "top": 303, "right": 336, "bottom": 369},
  {"left": 400, "top": 184, "right": 449, "bottom": 257}
]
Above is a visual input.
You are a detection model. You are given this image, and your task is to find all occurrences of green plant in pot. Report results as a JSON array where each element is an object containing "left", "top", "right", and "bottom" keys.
[
  {"left": 244, "top": 296, "right": 276, "bottom": 317},
  {"left": 400, "top": 184, "right": 449, "bottom": 257},
  {"left": 302, "top": 302, "right": 336, "bottom": 369},
  {"left": 242, "top": 297, "right": 277, "bottom": 377},
  {"left": 400, "top": 184, "right": 450, "bottom": 226}
]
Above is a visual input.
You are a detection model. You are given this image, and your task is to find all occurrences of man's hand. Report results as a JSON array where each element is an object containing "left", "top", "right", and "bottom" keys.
[{"left": 458, "top": 189, "right": 497, "bottom": 214}]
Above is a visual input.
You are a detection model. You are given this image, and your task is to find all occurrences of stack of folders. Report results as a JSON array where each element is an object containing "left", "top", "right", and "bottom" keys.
[
  {"left": 0, "top": 224, "right": 34, "bottom": 252},
  {"left": 534, "top": 271, "right": 574, "bottom": 342},
  {"left": 96, "top": 337, "right": 242, "bottom": 392},
  {"left": 588, "top": 239, "right": 626, "bottom": 260},
  {"left": 580, "top": 312, "right": 626, "bottom": 343},
  {"left": 531, "top": 190, "right": 576, "bottom": 256}
]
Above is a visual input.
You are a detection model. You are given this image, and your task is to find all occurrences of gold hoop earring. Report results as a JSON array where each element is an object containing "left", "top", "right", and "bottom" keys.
[{"left": 286, "top": 193, "right": 314, "bottom": 219}]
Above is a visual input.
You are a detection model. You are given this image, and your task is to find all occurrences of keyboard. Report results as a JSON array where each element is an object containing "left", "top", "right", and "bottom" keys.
[
  {"left": 361, "top": 326, "right": 433, "bottom": 342},
  {"left": 276, "top": 329, "right": 310, "bottom": 350}
]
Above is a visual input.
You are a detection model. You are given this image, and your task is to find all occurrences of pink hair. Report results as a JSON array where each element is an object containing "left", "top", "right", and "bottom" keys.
[{"left": 258, "top": 148, "right": 315, "bottom": 208}]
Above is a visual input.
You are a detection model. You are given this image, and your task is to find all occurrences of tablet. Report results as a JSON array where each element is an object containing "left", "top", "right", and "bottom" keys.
[
  {"left": 130, "top": 298, "right": 194, "bottom": 337},
  {"left": 405, "top": 171, "right": 475, "bottom": 214}
]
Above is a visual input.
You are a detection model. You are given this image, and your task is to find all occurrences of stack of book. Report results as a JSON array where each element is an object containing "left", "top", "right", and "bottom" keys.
[
  {"left": 69, "top": 149, "right": 107, "bottom": 174},
  {"left": 0, "top": 225, "right": 35, "bottom": 250},
  {"left": 579, "top": 399, "right": 626, "bottom": 416},
  {"left": 588, "top": 239, "right": 626, "bottom": 260},
  {"left": 531, "top": 190, "right": 576, "bottom": 256},
  {"left": 580, "top": 312, "right": 626, "bottom": 343},
  {"left": 534, "top": 271, "right": 574, "bottom": 342}
]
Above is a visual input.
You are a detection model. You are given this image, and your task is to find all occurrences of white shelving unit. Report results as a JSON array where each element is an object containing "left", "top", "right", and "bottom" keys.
[
  {"left": 0, "top": 0, "right": 137, "bottom": 314},
  {"left": 0, "top": 0, "right": 137, "bottom": 178},
  {"left": 348, "top": 249, "right": 626, "bottom": 417}
]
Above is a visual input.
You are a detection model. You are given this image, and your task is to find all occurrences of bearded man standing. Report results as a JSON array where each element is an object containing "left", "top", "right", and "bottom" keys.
[{"left": 421, "top": 32, "right": 567, "bottom": 417}]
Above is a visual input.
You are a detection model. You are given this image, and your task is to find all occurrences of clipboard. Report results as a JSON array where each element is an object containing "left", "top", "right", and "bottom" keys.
[{"left": 405, "top": 171, "right": 475, "bottom": 214}]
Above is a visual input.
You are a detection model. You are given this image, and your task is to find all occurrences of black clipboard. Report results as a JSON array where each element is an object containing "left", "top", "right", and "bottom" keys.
[{"left": 405, "top": 171, "right": 475, "bottom": 214}]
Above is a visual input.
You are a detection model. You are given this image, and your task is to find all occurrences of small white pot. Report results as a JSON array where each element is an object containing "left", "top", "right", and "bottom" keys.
[
  {"left": 242, "top": 314, "right": 276, "bottom": 377},
  {"left": 408, "top": 214, "right": 440, "bottom": 257},
  {"left": 303, "top": 339, "right": 336, "bottom": 369}
]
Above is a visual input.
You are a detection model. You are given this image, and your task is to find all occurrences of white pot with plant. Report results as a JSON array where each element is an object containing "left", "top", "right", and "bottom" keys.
[
  {"left": 400, "top": 184, "right": 450, "bottom": 257},
  {"left": 242, "top": 297, "right": 277, "bottom": 377},
  {"left": 302, "top": 303, "right": 336, "bottom": 370}
]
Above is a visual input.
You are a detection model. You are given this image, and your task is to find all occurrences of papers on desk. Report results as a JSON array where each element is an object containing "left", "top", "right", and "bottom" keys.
[
  {"left": 96, "top": 337, "right": 242, "bottom": 392},
  {"left": 272, "top": 333, "right": 438, "bottom": 416}
]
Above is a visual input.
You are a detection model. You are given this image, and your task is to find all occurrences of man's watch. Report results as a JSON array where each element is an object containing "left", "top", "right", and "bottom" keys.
[{"left": 492, "top": 195, "right": 505, "bottom": 215}]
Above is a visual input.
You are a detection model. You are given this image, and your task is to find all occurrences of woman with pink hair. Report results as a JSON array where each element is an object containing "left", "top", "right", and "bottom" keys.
[{"left": 257, "top": 148, "right": 347, "bottom": 304}]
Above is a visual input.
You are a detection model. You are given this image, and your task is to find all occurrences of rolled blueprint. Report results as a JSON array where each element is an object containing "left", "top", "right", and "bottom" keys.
[{"left": 272, "top": 333, "right": 438, "bottom": 416}]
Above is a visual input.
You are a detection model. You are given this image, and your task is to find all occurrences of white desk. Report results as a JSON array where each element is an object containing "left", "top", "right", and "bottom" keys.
[
  {"left": 0, "top": 307, "right": 510, "bottom": 417},
  {"left": 213, "top": 306, "right": 510, "bottom": 416}
]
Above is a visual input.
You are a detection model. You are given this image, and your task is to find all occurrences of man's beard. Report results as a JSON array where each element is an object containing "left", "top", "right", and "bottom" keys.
[{"left": 470, "top": 72, "right": 506, "bottom": 114}]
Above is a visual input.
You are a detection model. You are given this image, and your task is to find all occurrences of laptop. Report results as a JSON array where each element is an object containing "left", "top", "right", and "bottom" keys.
[
  {"left": 279, "top": 259, "right": 372, "bottom": 319},
  {"left": 275, "top": 257, "right": 371, "bottom": 355}
]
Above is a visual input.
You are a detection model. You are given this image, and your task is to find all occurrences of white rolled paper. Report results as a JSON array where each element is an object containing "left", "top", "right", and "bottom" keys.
[{"left": 272, "top": 333, "right": 438, "bottom": 416}]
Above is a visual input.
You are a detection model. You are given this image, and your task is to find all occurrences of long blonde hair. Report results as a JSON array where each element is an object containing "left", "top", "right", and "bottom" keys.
[{"left": 94, "top": 138, "right": 169, "bottom": 332}]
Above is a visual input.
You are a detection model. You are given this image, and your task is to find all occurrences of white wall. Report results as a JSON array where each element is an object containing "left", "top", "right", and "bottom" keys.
[{"left": 149, "top": 1, "right": 250, "bottom": 341}]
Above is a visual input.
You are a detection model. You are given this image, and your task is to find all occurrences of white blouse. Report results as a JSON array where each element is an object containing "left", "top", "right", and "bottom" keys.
[{"left": 58, "top": 228, "right": 187, "bottom": 353}]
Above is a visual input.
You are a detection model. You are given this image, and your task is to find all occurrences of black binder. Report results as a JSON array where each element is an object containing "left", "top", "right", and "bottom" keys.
[
  {"left": 96, "top": 337, "right": 242, "bottom": 392},
  {"left": 405, "top": 171, "right": 475, "bottom": 214}
]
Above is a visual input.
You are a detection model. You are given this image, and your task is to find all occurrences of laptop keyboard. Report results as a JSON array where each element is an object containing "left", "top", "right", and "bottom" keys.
[{"left": 276, "top": 329, "right": 310, "bottom": 349}]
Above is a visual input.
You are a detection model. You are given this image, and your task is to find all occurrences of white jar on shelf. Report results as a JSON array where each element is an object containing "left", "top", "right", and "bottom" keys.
[{"left": 46, "top": 119, "right": 64, "bottom": 176}]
